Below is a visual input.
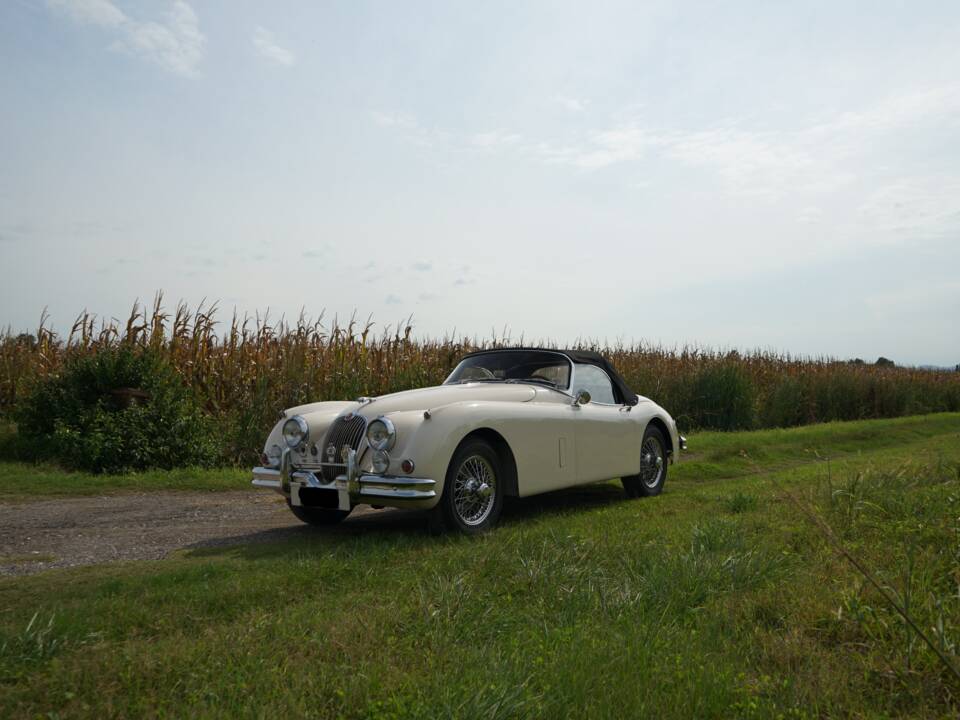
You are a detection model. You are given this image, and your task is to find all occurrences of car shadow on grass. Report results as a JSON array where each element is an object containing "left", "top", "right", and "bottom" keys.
[{"left": 182, "top": 482, "right": 630, "bottom": 560}]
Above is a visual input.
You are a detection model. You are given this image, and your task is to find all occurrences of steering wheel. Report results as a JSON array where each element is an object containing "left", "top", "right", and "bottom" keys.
[{"left": 462, "top": 367, "right": 496, "bottom": 380}]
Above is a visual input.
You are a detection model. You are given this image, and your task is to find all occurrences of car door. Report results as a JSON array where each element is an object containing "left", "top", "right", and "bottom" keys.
[
  {"left": 572, "top": 364, "right": 642, "bottom": 483},
  {"left": 495, "top": 396, "right": 579, "bottom": 496}
]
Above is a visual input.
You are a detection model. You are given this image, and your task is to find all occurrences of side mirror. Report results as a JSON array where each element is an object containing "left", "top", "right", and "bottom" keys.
[{"left": 573, "top": 390, "right": 591, "bottom": 406}]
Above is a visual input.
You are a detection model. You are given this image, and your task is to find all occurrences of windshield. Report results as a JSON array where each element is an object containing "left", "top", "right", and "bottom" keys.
[{"left": 445, "top": 351, "right": 571, "bottom": 390}]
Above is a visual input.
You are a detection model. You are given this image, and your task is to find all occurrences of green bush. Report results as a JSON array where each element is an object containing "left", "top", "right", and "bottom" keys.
[
  {"left": 14, "top": 347, "right": 219, "bottom": 473},
  {"left": 759, "top": 376, "right": 805, "bottom": 428},
  {"left": 688, "top": 363, "right": 756, "bottom": 431}
]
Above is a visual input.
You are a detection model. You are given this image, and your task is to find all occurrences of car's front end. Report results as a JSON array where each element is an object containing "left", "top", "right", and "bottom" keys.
[{"left": 252, "top": 403, "right": 442, "bottom": 513}]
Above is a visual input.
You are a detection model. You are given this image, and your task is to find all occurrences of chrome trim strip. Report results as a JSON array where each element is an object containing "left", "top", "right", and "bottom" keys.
[
  {"left": 361, "top": 476, "right": 435, "bottom": 487},
  {"left": 358, "top": 485, "right": 436, "bottom": 500},
  {"left": 252, "top": 478, "right": 282, "bottom": 489},
  {"left": 252, "top": 466, "right": 280, "bottom": 480},
  {"left": 251, "top": 466, "right": 284, "bottom": 492}
]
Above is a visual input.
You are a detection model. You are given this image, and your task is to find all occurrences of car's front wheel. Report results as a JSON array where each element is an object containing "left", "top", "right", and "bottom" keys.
[
  {"left": 622, "top": 425, "right": 668, "bottom": 498},
  {"left": 288, "top": 503, "right": 351, "bottom": 526},
  {"left": 430, "top": 439, "right": 504, "bottom": 534}
]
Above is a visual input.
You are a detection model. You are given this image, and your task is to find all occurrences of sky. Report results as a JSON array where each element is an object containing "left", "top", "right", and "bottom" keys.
[{"left": 1, "top": 0, "right": 959, "bottom": 366}]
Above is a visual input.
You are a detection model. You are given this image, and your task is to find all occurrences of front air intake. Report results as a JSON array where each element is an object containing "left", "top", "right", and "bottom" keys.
[{"left": 319, "top": 414, "right": 366, "bottom": 482}]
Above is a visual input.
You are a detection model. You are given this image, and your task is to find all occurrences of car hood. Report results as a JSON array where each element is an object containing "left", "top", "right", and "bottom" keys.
[{"left": 361, "top": 382, "right": 536, "bottom": 416}]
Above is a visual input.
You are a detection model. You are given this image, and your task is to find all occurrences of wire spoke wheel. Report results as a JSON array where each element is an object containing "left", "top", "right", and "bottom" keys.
[
  {"left": 452, "top": 454, "right": 497, "bottom": 526},
  {"left": 638, "top": 435, "right": 665, "bottom": 489}
]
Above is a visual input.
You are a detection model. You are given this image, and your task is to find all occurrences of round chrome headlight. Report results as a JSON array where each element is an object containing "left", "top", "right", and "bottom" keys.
[
  {"left": 282, "top": 415, "right": 309, "bottom": 448},
  {"left": 366, "top": 417, "right": 396, "bottom": 451}
]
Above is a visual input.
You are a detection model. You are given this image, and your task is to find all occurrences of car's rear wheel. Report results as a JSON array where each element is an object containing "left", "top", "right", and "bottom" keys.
[
  {"left": 430, "top": 439, "right": 504, "bottom": 534},
  {"left": 622, "top": 425, "right": 668, "bottom": 498},
  {"left": 288, "top": 503, "right": 351, "bottom": 526}
]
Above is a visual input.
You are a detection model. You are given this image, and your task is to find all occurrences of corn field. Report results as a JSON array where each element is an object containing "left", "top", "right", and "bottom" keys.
[{"left": 2, "top": 296, "right": 959, "bottom": 464}]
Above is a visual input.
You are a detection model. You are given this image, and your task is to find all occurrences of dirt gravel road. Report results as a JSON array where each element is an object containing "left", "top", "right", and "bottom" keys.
[{"left": 0, "top": 491, "right": 423, "bottom": 576}]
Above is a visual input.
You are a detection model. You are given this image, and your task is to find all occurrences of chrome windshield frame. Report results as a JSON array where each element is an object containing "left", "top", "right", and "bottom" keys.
[{"left": 444, "top": 349, "right": 576, "bottom": 396}]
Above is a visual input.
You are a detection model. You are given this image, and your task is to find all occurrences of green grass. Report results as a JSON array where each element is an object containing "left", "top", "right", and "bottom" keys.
[
  {"left": 0, "top": 422, "right": 249, "bottom": 498},
  {"left": 0, "top": 461, "right": 250, "bottom": 500},
  {"left": 1, "top": 413, "right": 960, "bottom": 718}
]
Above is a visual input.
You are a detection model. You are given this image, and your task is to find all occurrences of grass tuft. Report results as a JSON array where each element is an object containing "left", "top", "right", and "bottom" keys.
[{"left": 724, "top": 491, "right": 759, "bottom": 514}]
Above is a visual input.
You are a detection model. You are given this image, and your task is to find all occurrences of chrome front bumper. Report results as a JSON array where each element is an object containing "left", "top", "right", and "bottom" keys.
[{"left": 251, "top": 448, "right": 436, "bottom": 509}]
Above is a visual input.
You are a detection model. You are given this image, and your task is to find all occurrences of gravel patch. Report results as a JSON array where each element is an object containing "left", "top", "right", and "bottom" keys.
[{"left": 0, "top": 491, "right": 419, "bottom": 576}]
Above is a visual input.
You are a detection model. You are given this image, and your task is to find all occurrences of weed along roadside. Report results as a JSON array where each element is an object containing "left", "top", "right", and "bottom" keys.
[
  {"left": 3, "top": 298, "right": 959, "bottom": 468},
  {"left": 1, "top": 413, "right": 959, "bottom": 717}
]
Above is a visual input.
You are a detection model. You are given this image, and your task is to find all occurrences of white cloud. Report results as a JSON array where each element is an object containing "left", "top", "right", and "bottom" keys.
[
  {"left": 796, "top": 206, "right": 823, "bottom": 225},
  {"left": 49, "top": 0, "right": 125, "bottom": 27},
  {"left": 536, "top": 82, "right": 960, "bottom": 201},
  {"left": 555, "top": 95, "right": 586, "bottom": 112},
  {"left": 856, "top": 178, "right": 960, "bottom": 241},
  {"left": 48, "top": 0, "right": 205, "bottom": 77},
  {"left": 661, "top": 126, "right": 815, "bottom": 198},
  {"left": 370, "top": 111, "right": 448, "bottom": 149},
  {"left": 371, "top": 111, "right": 419, "bottom": 130},
  {"left": 533, "top": 125, "right": 658, "bottom": 170},
  {"left": 865, "top": 279, "right": 960, "bottom": 313},
  {"left": 470, "top": 131, "right": 521, "bottom": 149},
  {"left": 808, "top": 84, "right": 960, "bottom": 136},
  {"left": 371, "top": 83, "right": 960, "bottom": 248},
  {"left": 252, "top": 26, "right": 295, "bottom": 67}
]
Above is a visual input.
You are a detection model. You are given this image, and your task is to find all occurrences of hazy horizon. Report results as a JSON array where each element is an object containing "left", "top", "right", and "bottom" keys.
[{"left": 2, "top": 1, "right": 959, "bottom": 366}]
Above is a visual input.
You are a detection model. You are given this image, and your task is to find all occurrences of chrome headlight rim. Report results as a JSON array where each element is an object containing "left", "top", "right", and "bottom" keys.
[
  {"left": 371, "top": 449, "right": 390, "bottom": 474},
  {"left": 282, "top": 415, "right": 309, "bottom": 448},
  {"left": 366, "top": 416, "right": 396, "bottom": 451}
]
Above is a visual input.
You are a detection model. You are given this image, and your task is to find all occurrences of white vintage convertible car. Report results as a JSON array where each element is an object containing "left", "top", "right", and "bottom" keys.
[{"left": 252, "top": 348, "right": 685, "bottom": 533}]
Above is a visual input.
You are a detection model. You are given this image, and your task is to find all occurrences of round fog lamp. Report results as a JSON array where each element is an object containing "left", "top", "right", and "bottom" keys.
[
  {"left": 372, "top": 450, "right": 390, "bottom": 474},
  {"left": 265, "top": 444, "right": 283, "bottom": 467}
]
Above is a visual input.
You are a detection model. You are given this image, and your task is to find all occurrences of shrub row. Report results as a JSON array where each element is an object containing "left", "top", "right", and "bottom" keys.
[{"left": 1, "top": 296, "right": 958, "bottom": 470}]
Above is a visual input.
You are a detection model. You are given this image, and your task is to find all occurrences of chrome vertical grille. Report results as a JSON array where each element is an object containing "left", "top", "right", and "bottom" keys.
[{"left": 319, "top": 414, "right": 366, "bottom": 482}]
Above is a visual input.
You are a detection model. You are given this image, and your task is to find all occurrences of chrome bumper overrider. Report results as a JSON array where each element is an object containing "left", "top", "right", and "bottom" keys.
[
  {"left": 679, "top": 435, "right": 688, "bottom": 451},
  {"left": 251, "top": 448, "right": 436, "bottom": 508}
]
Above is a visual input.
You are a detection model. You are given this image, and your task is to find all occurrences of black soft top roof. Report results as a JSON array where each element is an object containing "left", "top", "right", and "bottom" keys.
[{"left": 461, "top": 348, "right": 638, "bottom": 406}]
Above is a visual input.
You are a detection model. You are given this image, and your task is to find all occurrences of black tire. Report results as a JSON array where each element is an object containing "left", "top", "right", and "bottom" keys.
[
  {"left": 622, "top": 425, "right": 669, "bottom": 498},
  {"left": 288, "top": 503, "right": 351, "bottom": 526},
  {"left": 429, "top": 439, "right": 504, "bottom": 535}
]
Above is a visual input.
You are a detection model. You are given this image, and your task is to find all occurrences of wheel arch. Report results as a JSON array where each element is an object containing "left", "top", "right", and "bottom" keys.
[
  {"left": 455, "top": 428, "right": 520, "bottom": 497},
  {"left": 645, "top": 416, "right": 675, "bottom": 458}
]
